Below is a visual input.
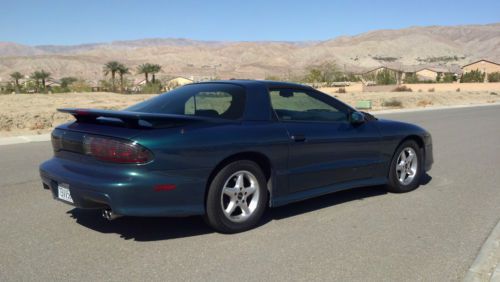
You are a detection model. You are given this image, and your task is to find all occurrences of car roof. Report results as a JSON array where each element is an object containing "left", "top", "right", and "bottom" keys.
[{"left": 193, "top": 79, "right": 313, "bottom": 91}]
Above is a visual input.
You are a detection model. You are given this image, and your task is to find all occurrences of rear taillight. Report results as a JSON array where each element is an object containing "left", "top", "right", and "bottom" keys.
[{"left": 83, "top": 136, "right": 153, "bottom": 164}]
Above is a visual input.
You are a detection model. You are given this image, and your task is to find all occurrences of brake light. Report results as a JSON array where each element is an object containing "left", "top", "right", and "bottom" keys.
[{"left": 83, "top": 136, "right": 153, "bottom": 164}]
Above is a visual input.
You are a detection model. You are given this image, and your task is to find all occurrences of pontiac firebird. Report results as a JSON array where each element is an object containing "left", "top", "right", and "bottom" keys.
[{"left": 40, "top": 80, "right": 433, "bottom": 233}]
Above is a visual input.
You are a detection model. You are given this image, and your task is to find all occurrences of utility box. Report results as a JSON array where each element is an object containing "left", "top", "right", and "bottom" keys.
[{"left": 356, "top": 100, "right": 372, "bottom": 109}]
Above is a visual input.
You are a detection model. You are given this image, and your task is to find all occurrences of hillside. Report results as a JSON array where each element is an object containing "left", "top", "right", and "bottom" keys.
[{"left": 0, "top": 23, "right": 499, "bottom": 81}]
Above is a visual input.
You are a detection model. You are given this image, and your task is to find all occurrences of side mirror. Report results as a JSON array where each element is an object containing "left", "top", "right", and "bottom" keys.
[{"left": 350, "top": 111, "right": 365, "bottom": 124}]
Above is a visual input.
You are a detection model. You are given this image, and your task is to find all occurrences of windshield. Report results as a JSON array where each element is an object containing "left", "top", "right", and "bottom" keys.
[{"left": 126, "top": 83, "right": 246, "bottom": 120}]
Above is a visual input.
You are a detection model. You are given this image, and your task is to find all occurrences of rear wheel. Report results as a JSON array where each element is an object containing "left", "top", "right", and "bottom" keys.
[
  {"left": 386, "top": 140, "right": 423, "bottom": 193},
  {"left": 204, "top": 160, "right": 268, "bottom": 233}
]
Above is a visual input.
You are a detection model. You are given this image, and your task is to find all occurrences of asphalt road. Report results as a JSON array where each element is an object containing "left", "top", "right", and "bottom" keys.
[{"left": 1, "top": 105, "right": 499, "bottom": 281}]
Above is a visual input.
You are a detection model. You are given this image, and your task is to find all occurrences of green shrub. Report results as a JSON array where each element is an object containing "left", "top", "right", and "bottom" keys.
[
  {"left": 376, "top": 69, "right": 397, "bottom": 85},
  {"left": 403, "top": 73, "right": 419, "bottom": 84},
  {"left": 141, "top": 82, "right": 163, "bottom": 94},
  {"left": 487, "top": 72, "right": 500, "bottom": 82},
  {"left": 461, "top": 69, "right": 485, "bottom": 83},
  {"left": 442, "top": 73, "right": 455, "bottom": 83}
]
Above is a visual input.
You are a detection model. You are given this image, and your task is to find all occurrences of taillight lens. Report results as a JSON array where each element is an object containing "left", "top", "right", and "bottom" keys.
[{"left": 83, "top": 136, "right": 153, "bottom": 164}]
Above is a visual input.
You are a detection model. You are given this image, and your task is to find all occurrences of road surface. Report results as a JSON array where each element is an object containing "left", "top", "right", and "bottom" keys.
[{"left": 1, "top": 105, "right": 499, "bottom": 281}]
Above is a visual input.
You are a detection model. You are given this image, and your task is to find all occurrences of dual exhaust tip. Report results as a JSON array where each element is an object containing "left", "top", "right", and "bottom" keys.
[{"left": 102, "top": 209, "right": 121, "bottom": 221}]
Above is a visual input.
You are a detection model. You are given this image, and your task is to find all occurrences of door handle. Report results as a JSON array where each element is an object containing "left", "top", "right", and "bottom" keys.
[{"left": 291, "top": 134, "right": 306, "bottom": 142}]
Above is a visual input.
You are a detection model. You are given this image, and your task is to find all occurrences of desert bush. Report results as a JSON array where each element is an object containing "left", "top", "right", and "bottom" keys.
[
  {"left": 456, "top": 88, "right": 460, "bottom": 92},
  {"left": 382, "top": 99, "right": 403, "bottom": 108},
  {"left": 417, "top": 100, "right": 433, "bottom": 107},
  {"left": 428, "top": 88, "right": 435, "bottom": 92},
  {"left": 265, "top": 75, "right": 281, "bottom": 81},
  {"left": 336, "top": 87, "right": 347, "bottom": 93},
  {"left": 461, "top": 69, "right": 485, "bottom": 83},
  {"left": 487, "top": 72, "right": 500, "bottom": 82},
  {"left": 491, "top": 92, "right": 498, "bottom": 96},
  {"left": 392, "top": 85, "right": 412, "bottom": 92}
]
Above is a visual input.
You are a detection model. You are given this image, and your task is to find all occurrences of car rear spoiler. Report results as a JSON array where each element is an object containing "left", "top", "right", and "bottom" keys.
[{"left": 58, "top": 108, "right": 216, "bottom": 128}]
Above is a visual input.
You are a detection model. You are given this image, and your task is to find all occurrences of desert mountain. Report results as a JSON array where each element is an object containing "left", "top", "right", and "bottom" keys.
[{"left": 0, "top": 23, "right": 498, "bottom": 82}]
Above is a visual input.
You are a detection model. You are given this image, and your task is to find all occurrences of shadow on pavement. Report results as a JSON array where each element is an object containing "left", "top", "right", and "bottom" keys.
[{"left": 68, "top": 174, "right": 432, "bottom": 241}]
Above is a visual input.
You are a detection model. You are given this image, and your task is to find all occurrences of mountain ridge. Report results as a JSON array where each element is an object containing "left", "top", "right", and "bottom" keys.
[{"left": 0, "top": 23, "right": 498, "bottom": 81}]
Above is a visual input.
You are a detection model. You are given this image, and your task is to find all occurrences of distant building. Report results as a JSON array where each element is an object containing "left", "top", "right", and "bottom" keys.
[
  {"left": 415, "top": 68, "right": 454, "bottom": 82},
  {"left": 362, "top": 66, "right": 405, "bottom": 84},
  {"left": 461, "top": 60, "right": 500, "bottom": 81},
  {"left": 164, "top": 76, "right": 193, "bottom": 91}
]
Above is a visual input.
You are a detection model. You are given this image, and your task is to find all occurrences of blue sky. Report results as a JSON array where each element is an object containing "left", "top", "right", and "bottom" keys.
[{"left": 1, "top": 0, "right": 499, "bottom": 45}]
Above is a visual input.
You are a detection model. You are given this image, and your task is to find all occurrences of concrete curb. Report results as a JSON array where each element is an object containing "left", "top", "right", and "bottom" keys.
[
  {"left": 371, "top": 102, "right": 500, "bottom": 115},
  {"left": 464, "top": 218, "right": 500, "bottom": 281},
  {"left": 0, "top": 134, "right": 51, "bottom": 146}
]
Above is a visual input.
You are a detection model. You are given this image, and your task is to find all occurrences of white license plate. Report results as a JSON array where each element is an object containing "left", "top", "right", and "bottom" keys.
[{"left": 57, "top": 183, "right": 74, "bottom": 203}]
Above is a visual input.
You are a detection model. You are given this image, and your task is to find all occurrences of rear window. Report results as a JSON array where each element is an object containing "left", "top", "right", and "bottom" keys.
[{"left": 126, "top": 83, "right": 246, "bottom": 120}]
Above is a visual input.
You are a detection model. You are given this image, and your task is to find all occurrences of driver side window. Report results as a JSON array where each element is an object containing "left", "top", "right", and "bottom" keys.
[{"left": 269, "top": 89, "right": 348, "bottom": 122}]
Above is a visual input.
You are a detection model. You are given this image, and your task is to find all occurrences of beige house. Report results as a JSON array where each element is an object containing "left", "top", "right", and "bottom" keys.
[
  {"left": 415, "top": 68, "right": 453, "bottom": 81},
  {"left": 462, "top": 60, "right": 500, "bottom": 81},
  {"left": 164, "top": 76, "right": 193, "bottom": 91},
  {"left": 362, "top": 66, "right": 405, "bottom": 84}
]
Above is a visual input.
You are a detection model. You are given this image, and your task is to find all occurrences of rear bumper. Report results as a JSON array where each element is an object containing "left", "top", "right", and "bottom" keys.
[{"left": 39, "top": 157, "right": 210, "bottom": 217}]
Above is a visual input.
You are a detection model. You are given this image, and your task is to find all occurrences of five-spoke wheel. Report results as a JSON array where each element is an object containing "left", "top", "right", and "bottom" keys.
[
  {"left": 221, "top": 171, "right": 260, "bottom": 222},
  {"left": 205, "top": 160, "right": 268, "bottom": 233}
]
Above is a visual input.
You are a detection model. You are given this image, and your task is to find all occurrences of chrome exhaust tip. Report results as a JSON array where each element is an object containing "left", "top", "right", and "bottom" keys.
[{"left": 102, "top": 209, "right": 121, "bottom": 221}]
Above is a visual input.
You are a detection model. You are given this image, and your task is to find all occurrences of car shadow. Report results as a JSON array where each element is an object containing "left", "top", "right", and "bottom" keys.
[{"left": 68, "top": 174, "right": 432, "bottom": 241}]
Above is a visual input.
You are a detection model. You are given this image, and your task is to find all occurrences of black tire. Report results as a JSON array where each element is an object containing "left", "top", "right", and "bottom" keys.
[
  {"left": 386, "top": 140, "right": 423, "bottom": 193},
  {"left": 204, "top": 160, "right": 268, "bottom": 233}
]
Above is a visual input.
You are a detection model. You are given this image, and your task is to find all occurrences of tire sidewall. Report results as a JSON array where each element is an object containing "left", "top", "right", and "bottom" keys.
[{"left": 205, "top": 160, "right": 268, "bottom": 233}]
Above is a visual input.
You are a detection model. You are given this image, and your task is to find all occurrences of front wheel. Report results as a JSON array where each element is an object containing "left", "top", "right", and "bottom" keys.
[
  {"left": 386, "top": 140, "right": 423, "bottom": 193},
  {"left": 204, "top": 160, "right": 268, "bottom": 233}
]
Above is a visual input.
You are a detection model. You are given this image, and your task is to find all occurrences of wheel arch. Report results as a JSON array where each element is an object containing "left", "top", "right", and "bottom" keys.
[
  {"left": 205, "top": 151, "right": 274, "bottom": 206},
  {"left": 388, "top": 134, "right": 425, "bottom": 176}
]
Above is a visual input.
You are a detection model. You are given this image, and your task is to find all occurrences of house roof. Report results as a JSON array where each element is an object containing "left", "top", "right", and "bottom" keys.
[
  {"left": 462, "top": 59, "right": 500, "bottom": 69},
  {"left": 362, "top": 66, "right": 402, "bottom": 74},
  {"left": 166, "top": 76, "right": 193, "bottom": 82},
  {"left": 416, "top": 67, "right": 453, "bottom": 73}
]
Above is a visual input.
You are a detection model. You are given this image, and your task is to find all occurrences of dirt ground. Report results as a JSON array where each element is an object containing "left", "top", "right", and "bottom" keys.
[{"left": 0, "top": 89, "right": 499, "bottom": 137}]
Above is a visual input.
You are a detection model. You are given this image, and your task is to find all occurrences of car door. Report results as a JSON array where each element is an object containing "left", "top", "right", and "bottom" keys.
[{"left": 269, "top": 88, "right": 383, "bottom": 194}]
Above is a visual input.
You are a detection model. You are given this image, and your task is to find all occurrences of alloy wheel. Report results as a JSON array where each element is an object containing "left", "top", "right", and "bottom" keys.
[
  {"left": 220, "top": 170, "right": 260, "bottom": 223},
  {"left": 395, "top": 147, "right": 418, "bottom": 185}
]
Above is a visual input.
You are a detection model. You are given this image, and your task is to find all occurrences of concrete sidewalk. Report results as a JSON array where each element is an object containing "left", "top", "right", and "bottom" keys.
[{"left": 464, "top": 218, "right": 500, "bottom": 281}]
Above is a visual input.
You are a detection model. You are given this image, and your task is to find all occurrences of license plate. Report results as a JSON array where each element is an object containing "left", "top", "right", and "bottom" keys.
[{"left": 57, "top": 183, "right": 74, "bottom": 203}]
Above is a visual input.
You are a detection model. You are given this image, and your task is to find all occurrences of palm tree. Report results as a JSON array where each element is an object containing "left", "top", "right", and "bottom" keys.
[
  {"left": 150, "top": 64, "right": 162, "bottom": 83},
  {"left": 10, "top": 72, "right": 23, "bottom": 93},
  {"left": 60, "top": 77, "right": 78, "bottom": 89},
  {"left": 137, "top": 63, "right": 152, "bottom": 83},
  {"left": 103, "top": 61, "right": 121, "bottom": 91},
  {"left": 38, "top": 70, "right": 51, "bottom": 89},
  {"left": 10, "top": 72, "right": 23, "bottom": 88},
  {"left": 117, "top": 64, "right": 130, "bottom": 93},
  {"left": 30, "top": 71, "right": 41, "bottom": 93}
]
